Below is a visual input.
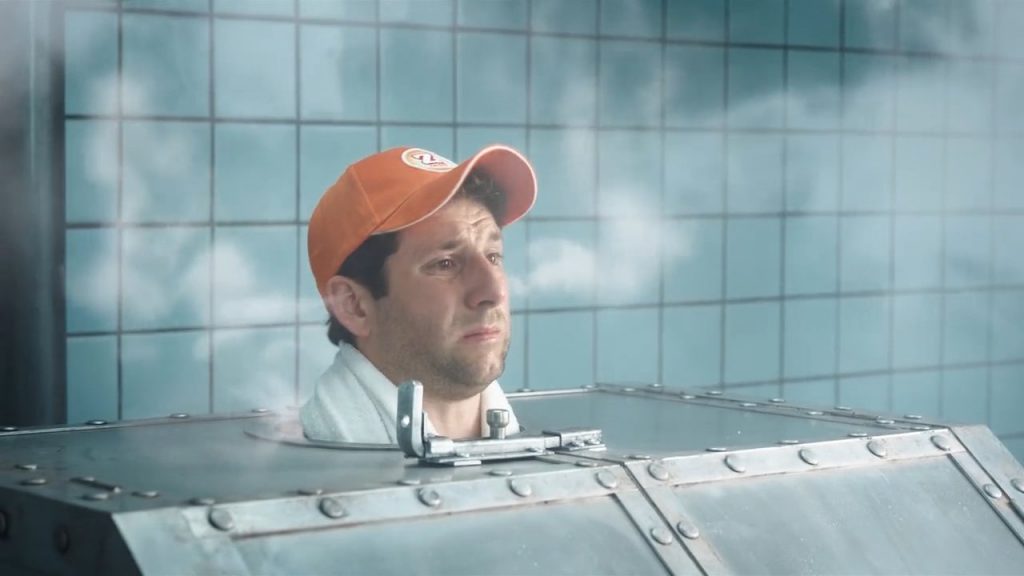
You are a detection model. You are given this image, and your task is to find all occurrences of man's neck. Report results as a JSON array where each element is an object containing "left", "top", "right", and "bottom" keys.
[{"left": 422, "top": 392, "right": 482, "bottom": 440}]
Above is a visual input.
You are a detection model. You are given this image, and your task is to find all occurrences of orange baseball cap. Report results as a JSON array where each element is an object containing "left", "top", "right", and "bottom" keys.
[{"left": 308, "top": 145, "right": 537, "bottom": 297}]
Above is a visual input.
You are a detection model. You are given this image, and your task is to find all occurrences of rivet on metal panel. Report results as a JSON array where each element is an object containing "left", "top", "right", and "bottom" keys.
[
  {"left": 649, "top": 383, "right": 664, "bottom": 389},
  {"left": 251, "top": 408, "right": 269, "bottom": 414},
  {"left": 930, "top": 435, "right": 952, "bottom": 452},
  {"left": 725, "top": 454, "right": 746, "bottom": 473},
  {"left": 770, "top": 398, "right": 786, "bottom": 404},
  {"left": 904, "top": 414, "right": 923, "bottom": 420},
  {"left": 20, "top": 478, "right": 47, "bottom": 487},
  {"left": 132, "top": 490, "right": 160, "bottom": 499},
  {"left": 596, "top": 471, "right": 618, "bottom": 490},
  {"left": 575, "top": 461, "right": 598, "bottom": 468},
  {"left": 318, "top": 497, "right": 347, "bottom": 519},
  {"left": 680, "top": 394, "right": 696, "bottom": 400},
  {"left": 14, "top": 463, "right": 37, "bottom": 471},
  {"left": 85, "top": 420, "right": 107, "bottom": 426},
  {"left": 582, "top": 384, "right": 597, "bottom": 390},
  {"left": 778, "top": 440, "right": 800, "bottom": 445},
  {"left": 676, "top": 521, "right": 700, "bottom": 540},
  {"left": 208, "top": 508, "right": 235, "bottom": 531},
  {"left": 911, "top": 425, "right": 930, "bottom": 431},
  {"left": 517, "top": 387, "right": 533, "bottom": 393},
  {"left": 398, "top": 478, "right": 421, "bottom": 486},
  {"left": 740, "top": 402, "right": 757, "bottom": 407},
  {"left": 1, "top": 426, "right": 17, "bottom": 432},
  {"left": 799, "top": 449, "right": 820, "bottom": 466},
  {"left": 488, "top": 469, "right": 513, "bottom": 477},
  {"left": 83, "top": 492, "right": 110, "bottom": 501},
  {"left": 190, "top": 497, "right": 216, "bottom": 506},
  {"left": 834, "top": 406, "right": 853, "bottom": 412},
  {"left": 1011, "top": 478, "right": 1024, "bottom": 494},
  {"left": 806, "top": 410, "right": 823, "bottom": 416},
  {"left": 399, "top": 415, "right": 411, "bottom": 428},
  {"left": 848, "top": 432, "right": 868, "bottom": 438},
  {"left": 706, "top": 447, "right": 727, "bottom": 452},
  {"left": 650, "top": 527, "right": 675, "bottom": 546},
  {"left": 983, "top": 484, "right": 1004, "bottom": 499},
  {"left": 169, "top": 413, "right": 189, "bottom": 419},
  {"left": 623, "top": 387, "right": 636, "bottom": 393},
  {"left": 509, "top": 479, "right": 533, "bottom": 498},
  {"left": 418, "top": 488, "right": 442, "bottom": 508},
  {"left": 647, "top": 462, "right": 670, "bottom": 481},
  {"left": 867, "top": 440, "right": 887, "bottom": 458},
  {"left": 707, "top": 390, "right": 723, "bottom": 396},
  {"left": 54, "top": 527, "right": 70, "bottom": 555},
  {"left": 876, "top": 417, "right": 895, "bottom": 425},
  {"left": 628, "top": 454, "right": 652, "bottom": 460}
]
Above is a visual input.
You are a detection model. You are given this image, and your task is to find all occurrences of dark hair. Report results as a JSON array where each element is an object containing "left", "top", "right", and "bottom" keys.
[{"left": 326, "top": 170, "right": 508, "bottom": 346}]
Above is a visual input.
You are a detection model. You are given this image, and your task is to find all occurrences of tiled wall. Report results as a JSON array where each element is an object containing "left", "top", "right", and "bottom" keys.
[{"left": 63, "top": 0, "right": 1024, "bottom": 459}]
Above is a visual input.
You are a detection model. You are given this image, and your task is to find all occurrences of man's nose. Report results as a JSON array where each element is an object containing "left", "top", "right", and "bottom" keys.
[{"left": 464, "top": 253, "right": 507, "bottom": 309}]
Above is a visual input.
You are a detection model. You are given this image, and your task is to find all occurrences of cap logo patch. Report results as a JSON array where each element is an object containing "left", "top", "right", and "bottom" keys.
[{"left": 401, "top": 148, "right": 456, "bottom": 173}]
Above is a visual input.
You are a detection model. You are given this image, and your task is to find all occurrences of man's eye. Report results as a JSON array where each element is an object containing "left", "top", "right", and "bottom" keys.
[
  {"left": 436, "top": 258, "right": 456, "bottom": 270},
  {"left": 488, "top": 253, "right": 504, "bottom": 265}
]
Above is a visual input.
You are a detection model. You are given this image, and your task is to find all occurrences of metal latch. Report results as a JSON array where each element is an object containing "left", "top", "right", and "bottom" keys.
[{"left": 396, "top": 381, "right": 605, "bottom": 466}]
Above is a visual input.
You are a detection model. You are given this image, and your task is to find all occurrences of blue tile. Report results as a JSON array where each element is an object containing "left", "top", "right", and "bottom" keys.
[
  {"left": 600, "top": 0, "right": 662, "bottom": 37},
  {"left": 787, "top": 0, "right": 840, "bottom": 47},
  {"left": 892, "top": 293, "right": 942, "bottom": 368},
  {"left": 298, "top": 225, "right": 326, "bottom": 323},
  {"left": 66, "top": 229, "right": 118, "bottom": 333},
  {"left": 298, "top": 324, "right": 340, "bottom": 401},
  {"left": 724, "top": 301, "right": 780, "bottom": 384},
  {"left": 599, "top": 41, "right": 661, "bottom": 127},
  {"left": 530, "top": 0, "right": 597, "bottom": 34},
  {"left": 844, "top": 0, "right": 897, "bottom": 49},
  {"left": 995, "top": 64, "right": 1024, "bottom": 134},
  {"left": 840, "top": 216, "right": 890, "bottom": 292},
  {"left": 123, "top": 0, "right": 209, "bottom": 11},
  {"left": 66, "top": 336, "right": 118, "bottom": 423},
  {"left": 214, "top": 326, "right": 297, "bottom": 412},
  {"left": 782, "top": 379, "right": 837, "bottom": 408},
  {"left": 596, "top": 218, "right": 661, "bottom": 306},
  {"left": 664, "top": 132, "right": 724, "bottom": 214},
  {"left": 65, "top": 120, "right": 118, "bottom": 223},
  {"left": 991, "top": 291, "right": 1024, "bottom": 362},
  {"left": 729, "top": 0, "right": 784, "bottom": 44},
  {"left": 457, "top": 32, "right": 527, "bottom": 123},
  {"left": 941, "top": 367, "right": 988, "bottom": 425},
  {"left": 727, "top": 48, "right": 784, "bottom": 128},
  {"left": 946, "top": 61, "right": 993, "bottom": 134},
  {"left": 843, "top": 54, "right": 897, "bottom": 130},
  {"left": 945, "top": 138, "right": 992, "bottom": 210},
  {"left": 893, "top": 215, "right": 943, "bottom": 289},
  {"left": 530, "top": 36, "right": 597, "bottom": 125},
  {"left": 841, "top": 135, "right": 892, "bottom": 211},
  {"left": 891, "top": 371, "right": 940, "bottom": 418},
  {"left": 381, "top": 28, "right": 453, "bottom": 122},
  {"left": 65, "top": 11, "right": 118, "bottom": 115},
  {"left": 785, "top": 134, "right": 839, "bottom": 211},
  {"left": 122, "top": 331, "right": 210, "bottom": 419},
  {"left": 122, "top": 121, "right": 211, "bottom": 223},
  {"left": 901, "top": 0, "right": 955, "bottom": 52},
  {"left": 994, "top": 137, "right": 1024, "bottom": 210},
  {"left": 996, "top": 0, "right": 1024, "bottom": 59},
  {"left": 380, "top": 125, "right": 454, "bottom": 158},
  {"left": 662, "top": 305, "right": 722, "bottom": 387},
  {"left": 663, "top": 219, "right": 723, "bottom": 302},
  {"left": 299, "top": 126, "right": 377, "bottom": 221},
  {"left": 943, "top": 291, "right": 990, "bottom": 364},
  {"left": 456, "top": 127, "right": 527, "bottom": 161},
  {"left": 525, "top": 220, "right": 595, "bottom": 309},
  {"left": 664, "top": 45, "right": 724, "bottom": 128},
  {"left": 726, "top": 217, "right": 781, "bottom": 299},
  {"left": 896, "top": 56, "right": 944, "bottom": 133},
  {"left": 380, "top": 0, "right": 454, "bottom": 25},
  {"left": 458, "top": 0, "right": 527, "bottom": 29},
  {"left": 667, "top": 0, "right": 724, "bottom": 41},
  {"left": 527, "top": 311, "right": 595, "bottom": 389},
  {"left": 944, "top": 216, "right": 992, "bottom": 289},
  {"left": 597, "top": 130, "right": 661, "bottom": 216},
  {"left": 501, "top": 314, "right": 527, "bottom": 390},
  {"left": 893, "top": 136, "right": 943, "bottom": 211},
  {"left": 122, "top": 228, "right": 210, "bottom": 330},
  {"left": 726, "top": 133, "right": 783, "bottom": 213},
  {"left": 213, "top": 226, "right": 298, "bottom": 325},
  {"left": 596, "top": 308, "right": 659, "bottom": 384},
  {"left": 503, "top": 222, "right": 528, "bottom": 311},
  {"left": 784, "top": 216, "right": 837, "bottom": 295},
  {"left": 993, "top": 216, "right": 1024, "bottom": 285},
  {"left": 300, "top": 0, "right": 377, "bottom": 20},
  {"left": 838, "top": 374, "right": 890, "bottom": 413},
  {"left": 783, "top": 298, "right": 837, "bottom": 379},
  {"left": 786, "top": 50, "right": 841, "bottom": 130},
  {"left": 215, "top": 124, "right": 296, "bottom": 222},
  {"left": 300, "top": 24, "right": 377, "bottom": 121},
  {"left": 214, "top": 19, "right": 295, "bottom": 118},
  {"left": 839, "top": 296, "right": 890, "bottom": 373},
  {"left": 215, "top": 0, "right": 294, "bottom": 15},
  {"left": 991, "top": 364, "right": 1024, "bottom": 435},
  {"left": 527, "top": 129, "right": 596, "bottom": 217},
  {"left": 122, "top": 14, "right": 209, "bottom": 117}
]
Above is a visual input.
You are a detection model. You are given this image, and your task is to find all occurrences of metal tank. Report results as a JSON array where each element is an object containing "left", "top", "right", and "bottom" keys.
[{"left": 1, "top": 383, "right": 1023, "bottom": 575}]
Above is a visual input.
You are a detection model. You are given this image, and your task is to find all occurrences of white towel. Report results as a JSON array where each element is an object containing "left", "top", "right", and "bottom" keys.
[{"left": 300, "top": 342, "right": 520, "bottom": 444}]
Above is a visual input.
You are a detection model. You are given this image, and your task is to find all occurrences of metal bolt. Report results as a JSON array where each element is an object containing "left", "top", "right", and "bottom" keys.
[
  {"left": 486, "top": 409, "right": 510, "bottom": 440},
  {"left": 834, "top": 406, "right": 853, "bottom": 412},
  {"left": 911, "top": 425, "right": 930, "bottom": 431},
  {"left": 132, "top": 490, "right": 160, "bottom": 499},
  {"left": 983, "top": 484, "right": 1003, "bottom": 499},
  {"left": 740, "top": 402, "right": 757, "bottom": 407},
  {"left": 676, "top": 521, "right": 700, "bottom": 540},
  {"left": 596, "top": 471, "right": 618, "bottom": 489},
  {"left": 14, "top": 463, "right": 37, "bottom": 471},
  {"left": 208, "top": 508, "right": 235, "bottom": 531},
  {"left": 876, "top": 418, "right": 895, "bottom": 425},
  {"left": 509, "top": 479, "right": 532, "bottom": 498},
  {"left": 770, "top": 398, "right": 786, "bottom": 404},
  {"left": 20, "top": 477, "right": 47, "bottom": 487},
  {"left": 904, "top": 414, "right": 923, "bottom": 420},
  {"left": 85, "top": 420, "right": 107, "bottom": 426},
  {"left": 399, "top": 414, "right": 410, "bottom": 428},
  {"left": 799, "top": 448, "right": 820, "bottom": 466},
  {"left": 169, "top": 413, "right": 189, "bottom": 419},
  {"left": 707, "top": 390, "right": 723, "bottom": 396},
  {"left": 848, "top": 432, "right": 868, "bottom": 438},
  {"left": 417, "top": 488, "right": 442, "bottom": 508},
  {"left": 647, "top": 462, "right": 670, "bottom": 481},
  {"left": 318, "top": 497, "right": 347, "bottom": 519},
  {"left": 1, "top": 426, "right": 17, "bottom": 432},
  {"left": 398, "top": 478, "right": 421, "bottom": 486},
  {"left": 778, "top": 440, "right": 799, "bottom": 445},
  {"left": 706, "top": 447, "right": 727, "bottom": 452},
  {"left": 867, "top": 440, "right": 887, "bottom": 459},
  {"left": 582, "top": 384, "right": 597, "bottom": 390},
  {"left": 622, "top": 387, "right": 636, "bottom": 393},
  {"left": 83, "top": 492, "right": 110, "bottom": 501},
  {"left": 575, "top": 461, "right": 597, "bottom": 468},
  {"left": 806, "top": 410, "right": 823, "bottom": 416},
  {"left": 1011, "top": 478, "right": 1024, "bottom": 494},
  {"left": 931, "top": 435, "right": 952, "bottom": 452},
  {"left": 649, "top": 383, "right": 664, "bottom": 389},
  {"left": 724, "top": 454, "right": 746, "bottom": 473},
  {"left": 650, "top": 527, "right": 674, "bottom": 546},
  {"left": 680, "top": 394, "right": 695, "bottom": 400},
  {"left": 488, "top": 469, "right": 512, "bottom": 477},
  {"left": 251, "top": 408, "right": 269, "bottom": 414},
  {"left": 54, "top": 527, "right": 70, "bottom": 555},
  {"left": 190, "top": 497, "right": 216, "bottom": 506}
]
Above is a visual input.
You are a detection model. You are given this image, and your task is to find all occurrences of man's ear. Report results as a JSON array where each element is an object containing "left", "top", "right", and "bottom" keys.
[{"left": 325, "top": 276, "right": 376, "bottom": 339}]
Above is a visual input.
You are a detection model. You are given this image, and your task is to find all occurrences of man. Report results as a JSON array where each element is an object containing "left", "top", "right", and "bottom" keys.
[{"left": 301, "top": 145, "right": 536, "bottom": 444}]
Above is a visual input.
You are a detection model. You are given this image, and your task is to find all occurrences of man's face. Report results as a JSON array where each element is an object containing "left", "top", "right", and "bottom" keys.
[{"left": 361, "top": 197, "right": 510, "bottom": 401}]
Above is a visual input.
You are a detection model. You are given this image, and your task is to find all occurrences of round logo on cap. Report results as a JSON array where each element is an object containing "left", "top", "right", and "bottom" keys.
[{"left": 401, "top": 148, "right": 456, "bottom": 173}]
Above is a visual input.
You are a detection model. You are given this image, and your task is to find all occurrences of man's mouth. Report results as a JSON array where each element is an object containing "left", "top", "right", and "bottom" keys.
[{"left": 462, "top": 326, "right": 503, "bottom": 341}]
